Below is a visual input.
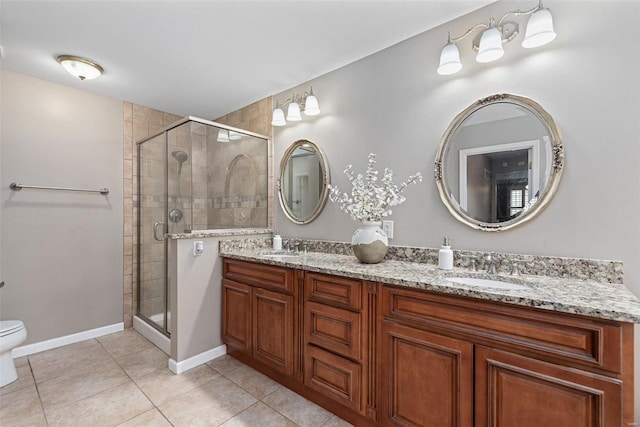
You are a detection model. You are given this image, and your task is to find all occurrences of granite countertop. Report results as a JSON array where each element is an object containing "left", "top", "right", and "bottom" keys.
[
  {"left": 220, "top": 249, "right": 640, "bottom": 324},
  {"left": 168, "top": 228, "right": 271, "bottom": 240}
]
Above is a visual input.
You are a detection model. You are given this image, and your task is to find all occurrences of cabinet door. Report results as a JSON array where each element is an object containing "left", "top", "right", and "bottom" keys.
[
  {"left": 222, "top": 279, "right": 252, "bottom": 354},
  {"left": 253, "top": 287, "right": 294, "bottom": 375},
  {"left": 380, "top": 322, "right": 473, "bottom": 427},
  {"left": 475, "top": 346, "right": 623, "bottom": 427}
]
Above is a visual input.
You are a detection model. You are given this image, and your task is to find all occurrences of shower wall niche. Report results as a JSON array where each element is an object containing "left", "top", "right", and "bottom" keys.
[{"left": 137, "top": 117, "right": 269, "bottom": 335}]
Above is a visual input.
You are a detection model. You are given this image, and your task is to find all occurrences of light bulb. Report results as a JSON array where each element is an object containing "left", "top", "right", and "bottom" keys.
[
  {"left": 437, "top": 43, "right": 462, "bottom": 75},
  {"left": 522, "top": 8, "right": 556, "bottom": 48},
  {"left": 271, "top": 108, "right": 286, "bottom": 126},
  {"left": 476, "top": 27, "right": 504, "bottom": 63},
  {"left": 287, "top": 102, "right": 302, "bottom": 121},
  {"left": 304, "top": 94, "right": 320, "bottom": 116}
]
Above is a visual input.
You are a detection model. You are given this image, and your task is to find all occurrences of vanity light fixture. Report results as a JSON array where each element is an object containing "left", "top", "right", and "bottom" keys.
[
  {"left": 437, "top": 0, "right": 556, "bottom": 76},
  {"left": 271, "top": 86, "right": 320, "bottom": 127},
  {"left": 56, "top": 55, "right": 104, "bottom": 80},
  {"left": 217, "top": 129, "right": 230, "bottom": 143},
  {"left": 216, "top": 129, "right": 242, "bottom": 143}
]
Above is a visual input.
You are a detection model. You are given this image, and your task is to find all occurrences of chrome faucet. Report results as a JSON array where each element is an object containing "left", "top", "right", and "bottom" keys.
[
  {"left": 485, "top": 252, "right": 497, "bottom": 274},
  {"left": 468, "top": 257, "right": 478, "bottom": 272}
]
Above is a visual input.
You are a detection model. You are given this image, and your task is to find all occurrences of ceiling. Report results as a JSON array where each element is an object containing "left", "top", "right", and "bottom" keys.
[{"left": 1, "top": 0, "right": 494, "bottom": 119}]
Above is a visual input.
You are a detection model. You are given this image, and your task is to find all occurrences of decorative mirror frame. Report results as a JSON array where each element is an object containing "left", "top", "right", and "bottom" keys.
[
  {"left": 434, "top": 93, "right": 565, "bottom": 232},
  {"left": 277, "top": 139, "right": 330, "bottom": 224}
]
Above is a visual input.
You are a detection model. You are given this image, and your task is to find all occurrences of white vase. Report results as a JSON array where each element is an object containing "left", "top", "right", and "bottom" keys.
[{"left": 351, "top": 221, "right": 389, "bottom": 264}]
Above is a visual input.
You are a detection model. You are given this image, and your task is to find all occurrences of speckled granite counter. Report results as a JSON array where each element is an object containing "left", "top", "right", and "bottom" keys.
[
  {"left": 220, "top": 248, "right": 640, "bottom": 324},
  {"left": 168, "top": 228, "right": 271, "bottom": 240}
]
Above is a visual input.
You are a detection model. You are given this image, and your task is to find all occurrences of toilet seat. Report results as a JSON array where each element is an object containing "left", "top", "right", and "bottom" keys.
[{"left": 0, "top": 321, "right": 25, "bottom": 337}]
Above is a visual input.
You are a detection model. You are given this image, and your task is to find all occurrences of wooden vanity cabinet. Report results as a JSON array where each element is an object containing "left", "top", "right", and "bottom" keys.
[
  {"left": 380, "top": 285, "right": 635, "bottom": 427},
  {"left": 222, "top": 259, "right": 296, "bottom": 376},
  {"left": 222, "top": 259, "right": 379, "bottom": 425},
  {"left": 222, "top": 259, "right": 635, "bottom": 427}
]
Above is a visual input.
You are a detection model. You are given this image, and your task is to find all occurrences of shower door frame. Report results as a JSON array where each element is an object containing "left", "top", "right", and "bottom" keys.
[{"left": 137, "top": 130, "right": 170, "bottom": 336}]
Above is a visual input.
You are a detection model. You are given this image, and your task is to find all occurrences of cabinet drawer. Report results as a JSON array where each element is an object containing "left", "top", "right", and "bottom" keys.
[
  {"left": 304, "top": 345, "right": 361, "bottom": 412},
  {"left": 224, "top": 258, "right": 294, "bottom": 294},
  {"left": 305, "top": 301, "right": 361, "bottom": 360},
  {"left": 383, "top": 286, "right": 623, "bottom": 373},
  {"left": 305, "top": 272, "right": 362, "bottom": 310}
]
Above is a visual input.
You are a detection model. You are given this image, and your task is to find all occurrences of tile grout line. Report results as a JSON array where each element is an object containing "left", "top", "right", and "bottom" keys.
[
  {"left": 225, "top": 373, "right": 300, "bottom": 426},
  {"left": 36, "top": 338, "right": 133, "bottom": 423},
  {"left": 27, "top": 357, "right": 50, "bottom": 427}
]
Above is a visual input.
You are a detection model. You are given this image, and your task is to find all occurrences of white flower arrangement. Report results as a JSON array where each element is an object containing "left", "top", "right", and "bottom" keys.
[{"left": 328, "top": 153, "right": 423, "bottom": 222}]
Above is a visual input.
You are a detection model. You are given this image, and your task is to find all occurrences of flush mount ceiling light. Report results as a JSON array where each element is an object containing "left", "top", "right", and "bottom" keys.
[
  {"left": 437, "top": 0, "right": 556, "bottom": 76},
  {"left": 272, "top": 86, "right": 320, "bottom": 127},
  {"left": 56, "top": 55, "right": 104, "bottom": 80}
]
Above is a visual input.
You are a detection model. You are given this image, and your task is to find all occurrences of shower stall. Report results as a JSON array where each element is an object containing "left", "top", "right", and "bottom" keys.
[{"left": 136, "top": 117, "right": 269, "bottom": 336}]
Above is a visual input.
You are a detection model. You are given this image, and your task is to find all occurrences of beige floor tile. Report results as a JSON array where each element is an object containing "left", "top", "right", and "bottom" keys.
[
  {"left": 45, "top": 382, "right": 153, "bottom": 427},
  {"left": 0, "top": 362, "right": 35, "bottom": 396},
  {"left": 0, "top": 384, "right": 48, "bottom": 427},
  {"left": 159, "top": 376, "right": 257, "bottom": 427},
  {"left": 134, "top": 363, "right": 219, "bottom": 406},
  {"left": 29, "top": 339, "right": 112, "bottom": 383},
  {"left": 263, "top": 387, "right": 333, "bottom": 427},
  {"left": 13, "top": 356, "right": 28, "bottom": 367},
  {"left": 98, "top": 329, "right": 154, "bottom": 361},
  {"left": 117, "top": 346, "right": 169, "bottom": 379},
  {"left": 224, "top": 364, "right": 280, "bottom": 399},
  {"left": 116, "top": 408, "right": 172, "bottom": 427},
  {"left": 38, "top": 358, "right": 130, "bottom": 411},
  {"left": 206, "top": 354, "right": 245, "bottom": 375},
  {"left": 220, "top": 401, "right": 297, "bottom": 427},
  {"left": 322, "top": 414, "right": 354, "bottom": 427}
]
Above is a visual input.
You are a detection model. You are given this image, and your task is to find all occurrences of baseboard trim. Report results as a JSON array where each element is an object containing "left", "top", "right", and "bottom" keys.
[
  {"left": 168, "top": 344, "right": 227, "bottom": 374},
  {"left": 132, "top": 315, "right": 170, "bottom": 355},
  {"left": 12, "top": 322, "right": 124, "bottom": 358}
]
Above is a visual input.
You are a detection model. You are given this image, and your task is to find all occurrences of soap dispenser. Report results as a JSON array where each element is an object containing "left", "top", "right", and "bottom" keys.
[
  {"left": 273, "top": 231, "right": 282, "bottom": 251},
  {"left": 438, "top": 237, "right": 453, "bottom": 270}
]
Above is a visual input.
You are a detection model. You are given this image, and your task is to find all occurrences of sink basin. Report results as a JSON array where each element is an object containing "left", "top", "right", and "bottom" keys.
[
  {"left": 259, "top": 251, "right": 300, "bottom": 258},
  {"left": 446, "top": 277, "right": 529, "bottom": 291}
]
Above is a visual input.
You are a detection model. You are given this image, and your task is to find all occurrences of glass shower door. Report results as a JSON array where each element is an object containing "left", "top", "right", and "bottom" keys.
[{"left": 137, "top": 133, "right": 168, "bottom": 334}]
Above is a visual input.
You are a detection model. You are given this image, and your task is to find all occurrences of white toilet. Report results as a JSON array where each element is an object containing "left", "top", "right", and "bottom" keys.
[{"left": 0, "top": 320, "right": 27, "bottom": 387}]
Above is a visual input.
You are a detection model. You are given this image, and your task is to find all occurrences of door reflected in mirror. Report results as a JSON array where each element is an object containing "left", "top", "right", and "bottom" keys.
[
  {"left": 278, "top": 139, "right": 330, "bottom": 224},
  {"left": 435, "top": 94, "right": 564, "bottom": 231}
]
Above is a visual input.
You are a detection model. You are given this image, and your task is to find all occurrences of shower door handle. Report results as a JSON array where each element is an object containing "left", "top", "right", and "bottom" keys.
[{"left": 153, "top": 221, "right": 166, "bottom": 241}]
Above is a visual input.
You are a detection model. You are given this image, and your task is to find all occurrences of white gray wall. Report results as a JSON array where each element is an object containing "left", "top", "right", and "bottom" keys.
[
  {"left": 1, "top": 70, "right": 123, "bottom": 344},
  {"left": 274, "top": 0, "right": 640, "bottom": 299}
]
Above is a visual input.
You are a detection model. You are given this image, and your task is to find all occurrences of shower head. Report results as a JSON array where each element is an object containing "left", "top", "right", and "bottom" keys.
[
  {"left": 172, "top": 150, "right": 188, "bottom": 175},
  {"left": 172, "top": 150, "right": 188, "bottom": 163}
]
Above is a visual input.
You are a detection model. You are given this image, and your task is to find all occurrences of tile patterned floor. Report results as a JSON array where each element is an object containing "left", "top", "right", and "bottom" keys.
[{"left": 0, "top": 330, "right": 353, "bottom": 427}]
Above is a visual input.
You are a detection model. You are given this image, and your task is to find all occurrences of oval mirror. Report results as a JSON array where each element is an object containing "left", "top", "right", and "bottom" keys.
[
  {"left": 435, "top": 94, "right": 564, "bottom": 231},
  {"left": 278, "top": 139, "right": 330, "bottom": 224}
]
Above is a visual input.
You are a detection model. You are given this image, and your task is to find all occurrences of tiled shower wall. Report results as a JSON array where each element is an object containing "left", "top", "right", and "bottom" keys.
[
  {"left": 214, "top": 97, "right": 274, "bottom": 231},
  {"left": 122, "top": 98, "right": 273, "bottom": 328},
  {"left": 202, "top": 129, "right": 269, "bottom": 229}
]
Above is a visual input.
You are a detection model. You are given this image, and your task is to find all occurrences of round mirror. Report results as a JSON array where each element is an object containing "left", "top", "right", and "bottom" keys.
[
  {"left": 278, "top": 139, "right": 330, "bottom": 224},
  {"left": 435, "top": 94, "right": 564, "bottom": 231}
]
